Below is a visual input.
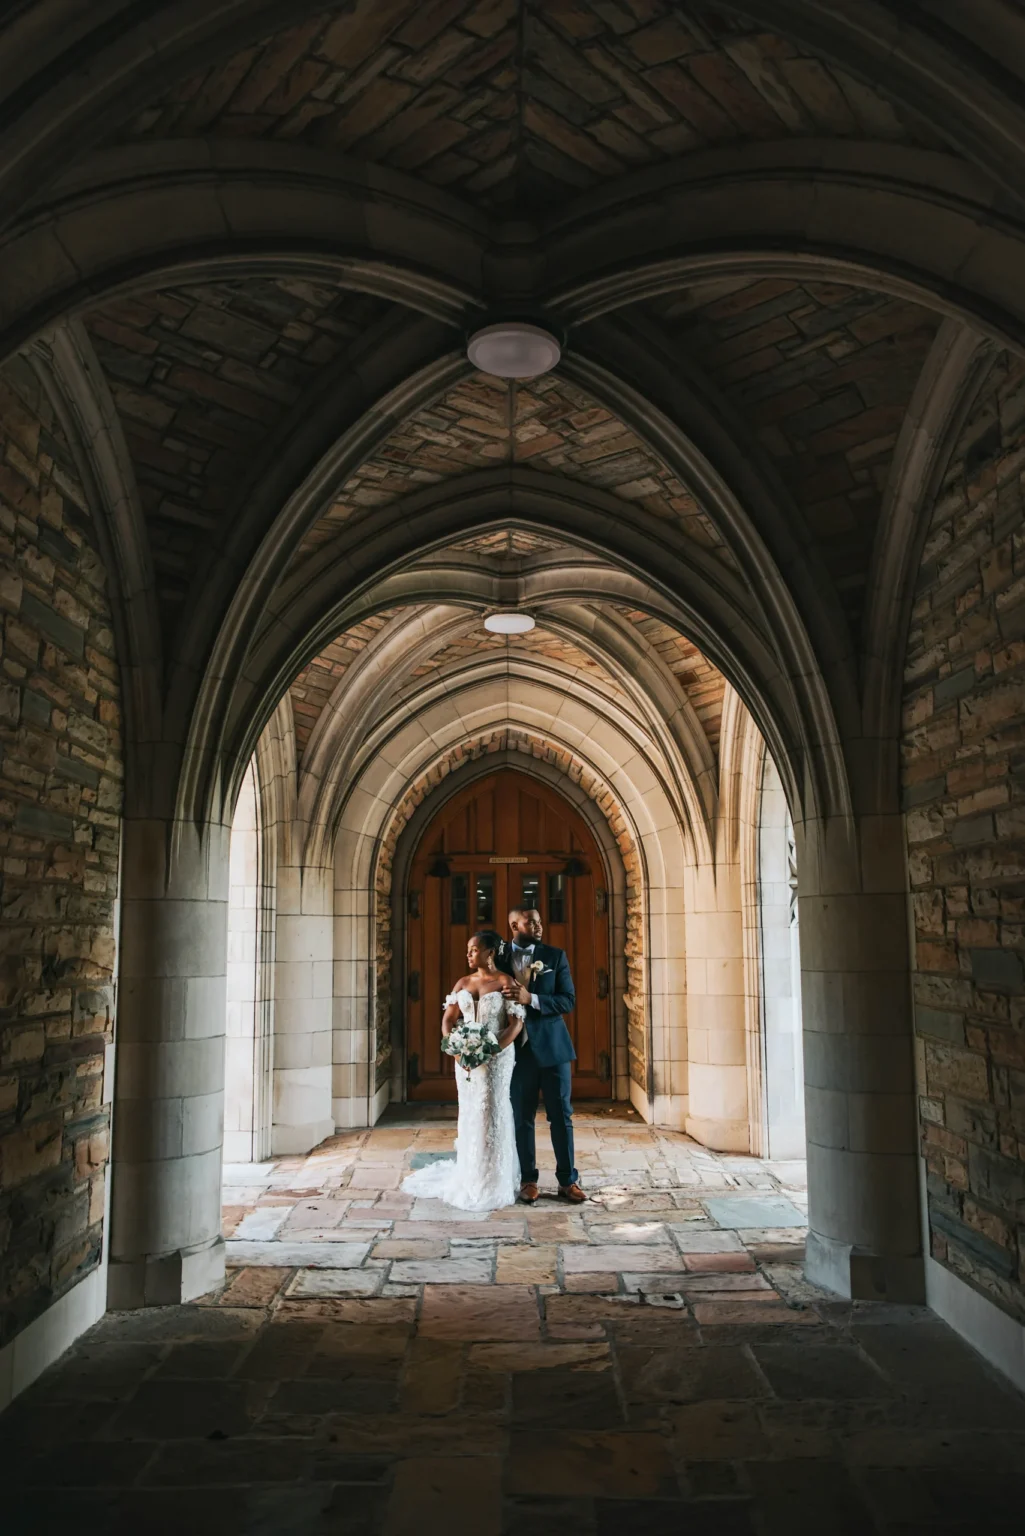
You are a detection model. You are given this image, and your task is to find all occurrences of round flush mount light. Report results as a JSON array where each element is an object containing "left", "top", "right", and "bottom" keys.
[
  {"left": 484, "top": 611, "right": 536, "bottom": 635},
  {"left": 467, "top": 322, "right": 561, "bottom": 379}
]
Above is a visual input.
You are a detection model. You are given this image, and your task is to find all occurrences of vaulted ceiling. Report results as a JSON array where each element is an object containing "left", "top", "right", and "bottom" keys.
[
  {"left": 115, "top": 1, "right": 943, "bottom": 210},
  {"left": 4, "top": 0, "right": 1021, "bottom": 827}
]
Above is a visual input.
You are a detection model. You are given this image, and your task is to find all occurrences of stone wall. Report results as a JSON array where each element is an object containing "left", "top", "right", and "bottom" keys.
[
  {"left": 0, "top": 359, "right": 122, "bottom": 1348},
  {"left": 904, "top": 350, "right": 1025, "bottom": 1322}
]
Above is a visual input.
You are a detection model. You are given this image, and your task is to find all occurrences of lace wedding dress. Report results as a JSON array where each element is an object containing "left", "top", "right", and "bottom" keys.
[{"left": 401, "top": 989, "right": 524, "bottom": 1212}]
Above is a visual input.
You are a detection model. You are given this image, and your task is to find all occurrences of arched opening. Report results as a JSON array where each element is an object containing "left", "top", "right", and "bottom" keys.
[
  {"left": 757, "top": 752, "right": 806, "bottom": 1162},
  {"left": 403, "top": 768, "right": 615, "bottom": 1103},
  {"left": 224, "top": 760, "right": 264, "bottom": 1163}
]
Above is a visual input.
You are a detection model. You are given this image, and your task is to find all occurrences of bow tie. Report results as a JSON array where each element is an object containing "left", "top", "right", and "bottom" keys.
[{"left": 512, "top": 943, "right": 534, "bottom": 952}]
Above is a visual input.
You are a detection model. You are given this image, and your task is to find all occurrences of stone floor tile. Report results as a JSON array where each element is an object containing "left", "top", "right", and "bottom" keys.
[
  {"left": 503, "top": 1495, "right": 598, "bottom": 1535},
  {"left": 388, "top": 1256, "right": 493, "bottom": 1284},
  {"left": 90, "top": 1305, "right": 263, "bottom": 1343},
  {"left": 141, "top": 1437, "right": 307, "bottom": 1485},
  {"left": 232, "top": 1321, "right": 325, "bottom": 1379},
  {"left": 679, "top": 1271, "right": 772, "bottom": 1292},
  {"left": 507, "top": 1430, "right": 678, "bottom": 1498},
  {"left": 752, "top": 1342, "right": 892, "bottom": 1399},
  {"left": 276, "top": 1296, "right": 417, "bottom": 1326},
  {"left": 497, "top": 1244, "right": 558, "bottom": 1284},
  {"left": 151, "top": 1340, "right": 249, "bottom": 1378},
  {"left": 562, "top": 1245, "right": 686, "bottom": 1274},
  {"left": 371, "top": 1238, "right": 448, "bottom": 1260},
  {"left": 671, "top": 1401, "right": 769, "bottom": 1460},
  {"left": 23, "top": 1340, "right": 163, "bottom": 1402},
  {"left": 563, "top": 1272, "right": 621, "bottom": 1292},
  {"left": 702, "top": 1196, "right": 806, "bottom": 1228},
  {"left": 588, "top": 1220, "right": 672, "bottom": 1244},
  {"left": 2, "top": 1438, "right": 156, "bottom": 1488},
  {"left": 399, "top": 1337, "right": 464, "bottom": 1415},
  {"left": 419, "top": 1283, "right": 540, "bottom": 1341},
  {"left": 682, "top": 1251, "right": 756, "bottom": 1273},
  {"left": 280, "top": 1198, "right": 348, "bottom": 1231},
  {"left": 447, "top": 1219, "right": 528, "bottom": 1240},
  {"left": 286, "top": 1268, "right": 384, "bottom": 1298},
  {"left": 215, "top": 1266, "right": 291, "bottom": 1307},
  {"left": 594, "top": 1498, "right": 756, "bottom": 1535},
  {"left": 105, "top": 1380, "right": 261, "bottom": 1441},
  {"left": 366, "top": 1128, "right": 417, "bottom": 1146},
  {"left": 546, "top": 1321, "right": 608, "bottom": 1341},
  {"left": 743, "top": 1458, "right": 878, "bottom": 1535},
  {"left": 616, "top": 1343, "right": 767, "bottom": 1404},
  {"left": 512, "top": 1364, "right": 624, "bottom": 1430},
  {"left": 470, "top": 1342, "right": 610, "bottom": 1370},
  {"left": 690, "top": 1300, "right": 806, "bottom": 1325},
  {"left": 524, "top": 1214, "right": 590, "bottom": 1242},
  {"left": 669, "top": 1227, "right": 744, "bottom": 1253},
  {"left": 349, "top": 1167, "right": 402, "bottom": 1189},
  {"left": 544, "top": 1294, "right": 639, "bottom": 1325},
  {"left": 744, "top": 1241, "right": 806, "bottom": 1264},
  {"left": 384, "top": 1455, "right": 502, "bottom": 1536},
  {"left": 225, "top": 1239, "right": 371, "bottom": 1268},
  {"left": 409, "top": 1200, "right": 496, "bottom": 1222}
]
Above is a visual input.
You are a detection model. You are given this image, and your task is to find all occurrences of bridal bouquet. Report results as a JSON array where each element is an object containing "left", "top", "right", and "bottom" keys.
[{"left": 443, "top": 1023, "right": 501, "bottom": 1081}]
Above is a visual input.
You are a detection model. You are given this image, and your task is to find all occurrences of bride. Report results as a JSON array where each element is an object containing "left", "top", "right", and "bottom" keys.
[{"left": 402, "top": 928, "right": 525, "bottom": 1211}]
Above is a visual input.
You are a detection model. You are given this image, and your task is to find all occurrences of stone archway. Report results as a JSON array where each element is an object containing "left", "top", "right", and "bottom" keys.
[{"left": 378, "top": 734, "right": 643, "bottom": 1113}]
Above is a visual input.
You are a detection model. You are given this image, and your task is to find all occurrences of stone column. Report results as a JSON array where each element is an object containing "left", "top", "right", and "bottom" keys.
[
  {"left": 684, "top": 861, "right": 749, "bottom": 1150},
  {"left": 272, "top": 860, "right": 333, "bottom": 1154},
  {"left": 107, "top": 818, "right": 229, "bottom": 1308},
  {"left": 798, "top": 812, "right": 923, "bottom": 1301}
]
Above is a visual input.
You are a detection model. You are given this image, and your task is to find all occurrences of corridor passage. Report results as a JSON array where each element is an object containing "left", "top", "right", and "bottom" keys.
[{"left": 4, "top": 1112, "right": 1023, "bottom": 1533}]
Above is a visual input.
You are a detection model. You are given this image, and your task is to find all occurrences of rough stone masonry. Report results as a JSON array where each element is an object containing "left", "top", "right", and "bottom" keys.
[
  {"left": 905, "top": 351, "right": 1025, "bottom": 1324},
  {"left": 0, "top": 358, "right": 122, "bottom": 1349}
]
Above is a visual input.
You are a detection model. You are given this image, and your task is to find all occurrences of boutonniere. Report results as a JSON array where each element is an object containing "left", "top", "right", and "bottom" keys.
[{"left": 529, "top": 960, "right": 551, "bottom": 979}]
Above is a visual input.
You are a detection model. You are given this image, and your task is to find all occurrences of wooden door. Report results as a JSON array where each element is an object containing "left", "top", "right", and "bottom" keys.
[{"left": 405, "top": 769, "right": 612, "bottom": 1101}]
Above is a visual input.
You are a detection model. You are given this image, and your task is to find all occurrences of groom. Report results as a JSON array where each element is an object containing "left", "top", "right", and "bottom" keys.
[{"left": 499, "top": 908, "right": 586, "bottom": 1204}]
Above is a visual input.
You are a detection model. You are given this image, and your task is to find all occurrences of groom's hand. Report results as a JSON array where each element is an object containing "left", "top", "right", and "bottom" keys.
[{"left": 500, "top": 977, "right": 532, "bottom": 1007}]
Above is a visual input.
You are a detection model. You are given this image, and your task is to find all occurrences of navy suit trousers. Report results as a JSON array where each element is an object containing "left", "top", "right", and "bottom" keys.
[{"left": 511, "top": 1040, "right": 577, "bottom": 1188}]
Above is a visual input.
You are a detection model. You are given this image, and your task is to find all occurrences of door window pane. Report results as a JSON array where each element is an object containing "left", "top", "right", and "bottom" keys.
[
  {"left": 475, "top": 874, "right": 494, "bottom": 925},
  {"left": 547, "top": 872, "right": 566, "bottom": 923},
  {"left": 450, "top": 874, "right": 468, "bottom": 925},
  {"left": 520, "top": 873, "right": 540, "bottom": 913}
]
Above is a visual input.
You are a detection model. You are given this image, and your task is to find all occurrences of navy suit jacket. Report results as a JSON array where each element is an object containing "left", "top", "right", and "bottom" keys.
[{"left": 503, "top": 941, "right": 576, "bottom": 1068}]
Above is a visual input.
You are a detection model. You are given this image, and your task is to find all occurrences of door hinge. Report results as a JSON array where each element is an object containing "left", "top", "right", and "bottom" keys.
[
  {"left": 597, "top": 968, "right": 609, "bottom": 1000},
  {"left": 408, "top": 889, "right": 421, "bottom": 918},
  {"left": 407, "top": 970, "right": 420, "bottom": 1001},
  {"left": 598, "top": 1051, "right": 611, "bottom": 1083},
  {"left": 596, "top": 888, "right": 608, "bottom": 915}
]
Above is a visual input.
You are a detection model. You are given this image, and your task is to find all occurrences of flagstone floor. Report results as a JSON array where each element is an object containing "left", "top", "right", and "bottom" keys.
[
  {"left": 218, "top": 1107, "right": 813, "bottom": 1314},
  {"left": 3, "top": 1108, "right": 1024, "bottom": 1534}
]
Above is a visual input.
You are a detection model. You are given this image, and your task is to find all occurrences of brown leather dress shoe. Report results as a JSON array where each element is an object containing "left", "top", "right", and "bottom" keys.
[
  {"left": 558, "top": 1182, "right": 587, "bottom": 1203},
  {"left": 519, "top": 1181, "right": 540, "bottom": 1204}
]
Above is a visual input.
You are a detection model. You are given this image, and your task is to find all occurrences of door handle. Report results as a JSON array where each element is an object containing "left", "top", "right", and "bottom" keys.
[
  {"left": 408, "top": 971, "right": 420, "bottom": 1001},
  {"left": 598, "top": 1051, "right": 611, "bottom": 1083},
  {"left": 597, "top": 969, "right": 608, "bottom": 1000},
  {"left": 408, "top": 1053, "right": 419, "bottom": 1087}
]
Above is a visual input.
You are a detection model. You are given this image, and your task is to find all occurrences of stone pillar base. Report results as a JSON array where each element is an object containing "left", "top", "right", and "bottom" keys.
[
  {"left": 685, "top": 1114, "right": 750, "bottom": 1152},
  {"left": 107, "top": 1236, "right": 225, "bottom": 1310},
  {"left": 805, "top": 1231, "right": 925, "bottom": 1304},
  {"left": 271, "top": 1117, "right": 336, "bottom": 1156}
]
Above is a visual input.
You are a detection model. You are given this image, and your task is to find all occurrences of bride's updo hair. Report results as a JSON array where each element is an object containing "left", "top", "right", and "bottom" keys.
[{"left": 471, "top": 928, "right": 505, "bottom": 960}]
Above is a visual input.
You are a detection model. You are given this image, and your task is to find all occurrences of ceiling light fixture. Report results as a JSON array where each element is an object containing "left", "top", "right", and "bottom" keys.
[
  {"left": 467, "top": 322, "right": 561, "bottom": 379},
  {"left": 484, "top": 611, "right": 536, "bottom": 635}
]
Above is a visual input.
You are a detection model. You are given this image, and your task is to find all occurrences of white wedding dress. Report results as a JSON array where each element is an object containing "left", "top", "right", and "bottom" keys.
[{"left": 402, "top": 989, "right": 524, "bottom": 1212}]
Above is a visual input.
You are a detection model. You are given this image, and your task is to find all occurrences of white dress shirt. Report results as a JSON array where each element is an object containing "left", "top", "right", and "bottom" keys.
[{"left": 511, "top": 942, "right": 540, "bottom": 1012}]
